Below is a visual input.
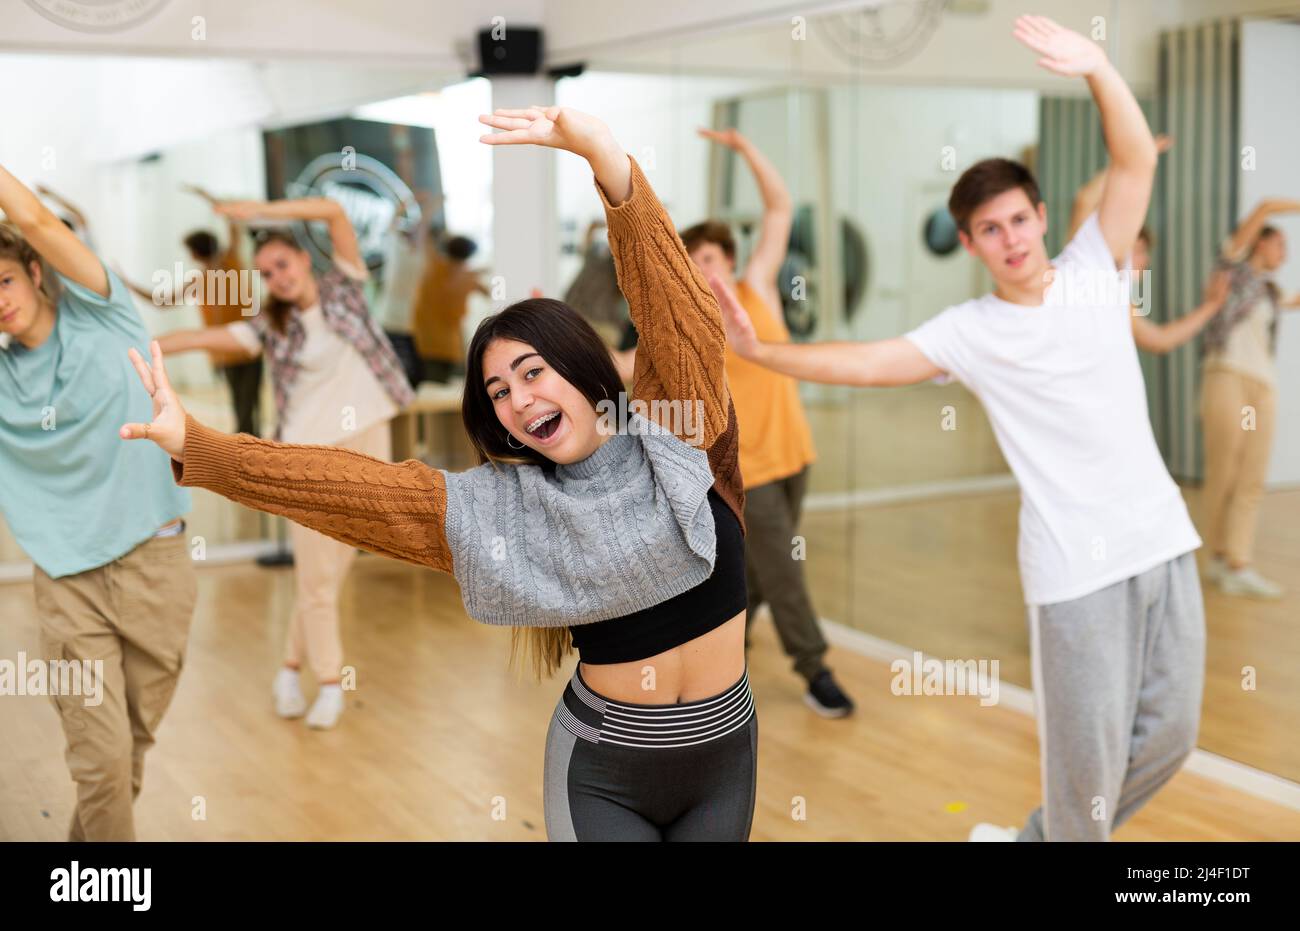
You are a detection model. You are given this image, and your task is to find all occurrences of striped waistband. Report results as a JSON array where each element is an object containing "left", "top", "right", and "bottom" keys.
[{"left": 555, "top": 667, "right": 754, "bottom": 748}]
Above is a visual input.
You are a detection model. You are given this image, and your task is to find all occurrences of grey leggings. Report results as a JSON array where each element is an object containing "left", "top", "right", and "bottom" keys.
[{"left": 543, "top": 667, "right": 758, "bottom": 841}]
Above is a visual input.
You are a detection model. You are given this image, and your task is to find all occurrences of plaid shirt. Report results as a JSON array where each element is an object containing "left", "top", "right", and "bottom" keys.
[
  {"left": 1203, "top": 252, "right": 1279, "bottom": 359},
  {"left": 247, "top": 267, "right": 415, "bottom": 440}
]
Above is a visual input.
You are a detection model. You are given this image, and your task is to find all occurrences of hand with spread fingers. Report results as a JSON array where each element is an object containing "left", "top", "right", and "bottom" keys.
[
  {"left": 1013, "top": 14, "right": 1108, "bottom": 77},
  {"left": 120, "top": 340, "right": 188, "bottom": 462},
  {"left": 708, "top": 273, "right": 761, "bottom": 362},
  {"left": 478, "top": 104, "right": 632, "bottom": 205}
]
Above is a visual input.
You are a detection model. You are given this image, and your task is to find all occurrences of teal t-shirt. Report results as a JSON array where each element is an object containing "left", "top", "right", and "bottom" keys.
[{"left": 0, "top": 265, "right": 190, "bottom": 578}]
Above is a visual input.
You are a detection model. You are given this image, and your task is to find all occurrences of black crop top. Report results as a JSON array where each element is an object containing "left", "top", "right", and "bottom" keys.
[{"left": 568, "top": 488, "right": 748, "bottom": 665}]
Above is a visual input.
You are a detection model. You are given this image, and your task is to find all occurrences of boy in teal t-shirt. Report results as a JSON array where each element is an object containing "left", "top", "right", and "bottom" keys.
[{"left": 1, "top": 165, "right": 197, "bottom": 841}]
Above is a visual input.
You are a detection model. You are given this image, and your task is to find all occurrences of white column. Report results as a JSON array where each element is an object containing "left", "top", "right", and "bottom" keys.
[{"left": 489, "top": 75, "right": 558, "bottom": 303}]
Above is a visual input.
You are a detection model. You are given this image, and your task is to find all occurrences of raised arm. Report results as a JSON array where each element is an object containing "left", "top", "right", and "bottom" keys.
[
  {"left": 1015, "top": 15, "right": 1156, "bottom": 264},
  {"left": 713, "top": 275, "right": 939, "bottom": 387},
  {"left": 215, "top": 197, "right": 363, "bottom": 271},
  {"left": 699, "top": 128, "right": 793, "bottom": 311},
  {"left": 1, "top": 164, "right": 107, "bottom": 297},
  {"left": 479, "top": 105, "right": 729, "bottom": 448},
  {"left": 180, "top": 183, "right": 242, "bottom": 265},
  {"left": 120, "top": 341, "right": 451, "bottom": 573},
  {"left": 36, "top": 184, "right": 90, "bottom": 233},
  {"left": 1067, "top": 135, "right": 1173, "bottom": 243},
  {"left": 1225, "top": 199, "right": 1300, "bottom": 261},
  {"left": 1131, "top": 268, "right": 1229, "bottom": 354}
]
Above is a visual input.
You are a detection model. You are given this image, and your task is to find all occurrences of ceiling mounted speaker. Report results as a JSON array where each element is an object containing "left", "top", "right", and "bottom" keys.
[{"left": 477, "top": 26, "right": 543, "bottom": 75}]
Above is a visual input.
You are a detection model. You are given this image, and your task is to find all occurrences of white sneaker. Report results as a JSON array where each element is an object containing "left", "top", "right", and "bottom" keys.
[
  {"left": 305, "top": 685, "right": 345, "bottom": 730},
  {"left": 273, "top": 668, "right": 307, "bottom": 718},
  {"left": 969, "top": 823, "right": 1019, "bottom": 842},
  {"left": 1204, "top": 555, "right": 1228, "bottom": 585},
  {"left": 1218, "top": 566, "right": 1284, "bottom": 599}
]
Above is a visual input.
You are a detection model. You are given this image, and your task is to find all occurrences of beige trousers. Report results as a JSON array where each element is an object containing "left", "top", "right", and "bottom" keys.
[
  {"left": 283, "top": 419, "right": 393, "bottom": 681},
  {"left": 1199, "top": 367, "right": 1277, "bottom": 567},
  {"left": 33, "top": 531, "right": 197, "bottom": 841}
]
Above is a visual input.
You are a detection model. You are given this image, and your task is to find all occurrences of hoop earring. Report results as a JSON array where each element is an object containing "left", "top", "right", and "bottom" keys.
[{"left": 506, "top": 433, "right": 525, "bottom": 450}]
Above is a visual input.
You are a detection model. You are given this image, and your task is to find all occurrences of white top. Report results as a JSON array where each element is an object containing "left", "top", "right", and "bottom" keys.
[
  {"left": 1204, "top": 294, "right": 1276, "bottom": 386},
  {"left": 227, "top": 264, "right": 398, "bottom": 446},
  {"left": 904, "top": 214, "right": 1201, "bottom": 606},
  {"left": 376, "top": 234, "right": 424, "bottom": 333}
]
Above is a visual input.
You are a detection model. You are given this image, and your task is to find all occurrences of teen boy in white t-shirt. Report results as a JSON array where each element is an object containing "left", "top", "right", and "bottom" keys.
[{"left": 714, "top": 15, "right": 1205, "bottom": 842}]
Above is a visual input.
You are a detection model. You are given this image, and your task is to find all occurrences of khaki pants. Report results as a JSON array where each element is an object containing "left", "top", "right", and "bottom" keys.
[
  {"left": 284, "top": 419, "right": 392, "bottom": 682},
  {"left": 33, "top": 531, "right": 197, "bottom": 842},
  {"left": 1200, "top": 367, "right": 1276, "bottom": 566}
]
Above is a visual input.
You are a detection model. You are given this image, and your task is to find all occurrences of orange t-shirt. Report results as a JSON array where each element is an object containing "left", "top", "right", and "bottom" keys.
[
  {"left": 724, "top": 281, "right": 817, "bottom": 489},
  {"left": 413, "top": 255, "right": 480, "bottom": 363},
  {"left": 199, "top": 253, "right": 255, "bottom": 367}
]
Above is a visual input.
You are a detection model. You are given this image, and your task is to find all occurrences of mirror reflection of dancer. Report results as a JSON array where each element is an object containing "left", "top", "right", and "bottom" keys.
[
  {"left": 719, "top": 17, "right": 1205, "bottom": 842},
  {"left": 121, "top": 185, "right": 262, "bottom": 436},
  {"left": 1, "top": 163, "right": 196, "bottom": 841},
  {"left": 123, "top": 107, "right": 758, "bottom": 841},
  {"left": 153, "top": 196, "right": 414, "bottom": 729},
  {"left": 412, "top": 233, "right": 489, "bottom": 384},
  {"left": 1198, "top": 198, "right": 1300, "bottom": 598},
  {"left": 659, "top": 127, "right": 853, "bottom": 716}
]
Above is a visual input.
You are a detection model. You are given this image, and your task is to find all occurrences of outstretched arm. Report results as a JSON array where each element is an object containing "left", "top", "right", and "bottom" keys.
[
  {"left": 713, "top": 275, "right": 940, "bottom": 387},
  {"left": 156, "top": 326, "right": 257, "bottom": 359},
  {"left": 1015, "top": 15, "right": 1156, "bottom": 264},
  {"left": 479, "top": 105, "right": 729, "bottom": 449},
  {"left": 1131, "top": 268, "right": 1229, "bottom": 354},
  {"left": 121, "top": 341, "right": 451, "bottom": 573},
  {"left": 1, "top": 164, "right": 107, "bottom": 297}
]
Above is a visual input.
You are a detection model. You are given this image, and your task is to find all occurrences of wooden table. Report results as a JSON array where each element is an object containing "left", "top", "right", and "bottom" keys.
[{"left": 391, "top": 381, "right": 471, "bottom": 467}]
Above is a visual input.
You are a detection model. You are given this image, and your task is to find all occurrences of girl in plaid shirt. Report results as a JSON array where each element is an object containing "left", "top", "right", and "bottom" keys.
[{"left": 157, "top": 195, "right": 412, "bottom": 729}]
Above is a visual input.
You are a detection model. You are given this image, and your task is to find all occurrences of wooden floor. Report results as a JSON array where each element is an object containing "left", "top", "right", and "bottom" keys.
[
  {"left": 2, "top": 542, "right": 1297, "bottom": 841},
  {"left": 800, "top": 485, "right": 1300, "bottom": 784}
]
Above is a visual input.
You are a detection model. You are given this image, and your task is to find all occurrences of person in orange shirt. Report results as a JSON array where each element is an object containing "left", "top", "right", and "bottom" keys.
[
  {"left": 412, "top": 235, "right": 489, "bottom": 383},
  {"left": 122, "top": 186, "right": 262, "bottom": 435},
  {"left": 681, "top": 128, "right": 854, "bottom": 717}
]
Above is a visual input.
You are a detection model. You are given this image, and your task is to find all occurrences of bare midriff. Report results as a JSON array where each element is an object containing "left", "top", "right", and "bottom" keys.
[{"left": 577, "top": 611, "right": 746, "bottom": 704}]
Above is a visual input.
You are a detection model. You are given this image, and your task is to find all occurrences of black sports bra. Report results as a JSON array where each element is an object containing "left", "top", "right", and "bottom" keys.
[{"left": 568, "top": 488, "right": 747, "bottom": 665}]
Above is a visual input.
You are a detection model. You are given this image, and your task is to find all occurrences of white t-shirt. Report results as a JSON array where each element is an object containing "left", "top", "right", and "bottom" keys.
[{"left": 904, "top": 214, "right": 1201, "bottom": 606}]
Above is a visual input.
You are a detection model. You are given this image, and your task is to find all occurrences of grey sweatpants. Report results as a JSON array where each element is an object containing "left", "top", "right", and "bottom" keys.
[{"left": 1019, "top": 551, "right": 1205, "bottom": 842}]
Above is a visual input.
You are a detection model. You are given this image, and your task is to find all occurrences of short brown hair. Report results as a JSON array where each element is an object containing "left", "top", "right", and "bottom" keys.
[
  {"left": 948, "top": 158, "right": 1043, "bottom": 234},
  {"left": 679, "top": 220, "right": 736, "bottom": 261}
]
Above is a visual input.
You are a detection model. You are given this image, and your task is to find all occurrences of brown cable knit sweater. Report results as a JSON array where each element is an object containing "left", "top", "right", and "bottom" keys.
[{"left": 172, "top": 156, "right": 744, "bottom": 578}]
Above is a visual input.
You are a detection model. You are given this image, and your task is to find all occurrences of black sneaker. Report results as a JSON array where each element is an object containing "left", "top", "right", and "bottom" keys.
[{"left": 804, "top": 669, "right": 854, "bottom": 718}]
